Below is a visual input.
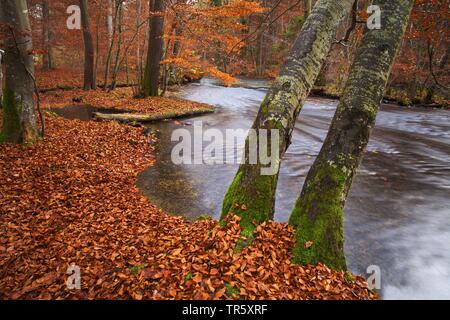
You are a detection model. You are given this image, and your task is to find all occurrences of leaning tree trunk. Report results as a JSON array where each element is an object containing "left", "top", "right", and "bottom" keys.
[
  {"left": 142, "top": 0, "right": 165, "bottom": 97},
  {"left": 79, "top": 0, "right": 95, "bottom": 90},
  {"left": 0, "top": 0, "right": 39, "bottom": 144},
  {"left": 289, "top": 0, "right": 414, "bottom": 271},
  {"left": 220, "top": 0, "right": 355, "bottom": 232},
  {"left": 42, "top": 1, "right": 54, "bottom": 70}
]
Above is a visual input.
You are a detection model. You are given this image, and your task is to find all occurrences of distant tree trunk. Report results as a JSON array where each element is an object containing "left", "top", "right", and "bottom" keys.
[
  {"left": 305, "top": 0, "right": 312, "bottom": 17},
  {"left": 220, "top": 0, "right": 355, "bottom": 231},
  {"left": 79, "top": 0, "right": 95, "bottom": 90},
  {"left": 103, "top": 0, "right": 120, "bottom": 90},
  {"left": 289, "top": 0, "right": 414, "bottom": 271},
  {"left": 256, "top": 31, "right": 265, "bottom": 76},
  {"left": 0, "top": 50, "right": 4, "bottom": 107},
  {"left": 168, "top": 15, "right": 182, "bottom": 86},
  {"left": 425, "top": 43, "right": 449, "bottom": 103},
  {"left": 172, "top": 23, "right": 182, "bottom": 58},
  {"left": 42, "top": 1, "right": 54, "bottom": 70},
  {"left": 94, "top": 0, "right": 103, "bottom": 88},
  {"left": 110, "top": 4, "right": 123, "bottom": 90},
  {"left": 161, "top": 29, "right": 174, "bottom": 96},
  {"left": 136, "top": 0, "right": 142, "bottom": 81},
  {"left": 0, "top": 0, "right": 39, "bottom": 144},
  {"left": 107, "top": 0, "right": 114, "bottom": 46},
  {"left": 142, "top": 0, "right": 165, "bottom": 97}
]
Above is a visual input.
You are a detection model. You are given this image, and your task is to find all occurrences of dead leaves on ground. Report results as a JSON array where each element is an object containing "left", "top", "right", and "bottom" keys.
[
  {"left": 0, "top": 115, "right": 375, "bottom": 300},
  {"left": 40, "top": 87, "right": 213, "bottom": 116}
]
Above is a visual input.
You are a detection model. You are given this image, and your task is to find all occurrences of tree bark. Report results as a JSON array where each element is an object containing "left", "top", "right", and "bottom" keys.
[
  {"left": 0, "top": 50, "right": 4, "bottom": 107},
  {"left": 136, "top": 0, "right": 142, "bottom": 83},
  {"left": 305, "top": 0, "right": 312, "bottom": 17},
  {"left": 103, "top": 0, "right": 120, "bottom": 90},
  {"left": 425, "top": 42, "right": 449, "bottom": 103},
  {"left": 110, "top": 3, "right": 123, "bottom": 90},
  {"left": 79, "top": 0, "right": 95, "bottom": 90},
  {"left": 94, "top": 0, "right": 103, "bottom": 89},
  {"left": 220, "top": 0, "right": 355, "bottom": 232},
  {"left": 289, "top": 0, "right": 414, "bottom": 270},
  {"left": 0, "top": 0, "right": 39, "bottom": 144},
  {"left": 142, "top": 0, "right": 165, "bottom": 97},
  {"left": 42, "top": 1, "right": 54, "bottom": 70},
  {"left": 107, "top": 0, "right": 114, "bottom": 46}
]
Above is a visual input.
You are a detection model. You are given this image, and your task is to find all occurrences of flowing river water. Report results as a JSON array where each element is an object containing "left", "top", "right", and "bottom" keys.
[{"left": 136, "top": 78, "right": 450, "bottom": 299}]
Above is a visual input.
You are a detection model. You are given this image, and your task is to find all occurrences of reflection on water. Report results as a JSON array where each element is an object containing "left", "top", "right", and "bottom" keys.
[{"left": 137, "top": 78, "right": 450, "bottom": 299}]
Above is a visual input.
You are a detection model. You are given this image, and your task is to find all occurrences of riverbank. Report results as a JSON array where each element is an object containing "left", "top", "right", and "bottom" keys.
[
  {"left": 312, "top": 85, "right": 449, "bottom": 109},
  {"left": 40, "top": 87, "right": 213, "bottom": 113},
  {"left": 232, "top": 76, "right": 448, "bottom": 109},
  {"left": 0, "top": 108, "right": 375, "bottom": 300},
  {"left": 40, "top": 87, "right": 214, "bottom": 123}
]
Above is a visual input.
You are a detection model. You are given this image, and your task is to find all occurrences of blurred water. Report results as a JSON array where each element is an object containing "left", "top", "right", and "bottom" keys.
[{"left": 137, "top": 78, "right": 450, "bottom": 299}]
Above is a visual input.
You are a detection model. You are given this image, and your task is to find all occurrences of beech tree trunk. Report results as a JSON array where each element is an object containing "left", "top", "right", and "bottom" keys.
[
  {"left": 0, "top": 0, "right": 39, "bottom": 144},
  {"left": 220, "top": 0, "right": 355, "bottom": 232},
  {"left": 142, "top": 0, "right": 165, "bottom": 97},
  {"left": 0, "top": 50, "right": 4, "bottom": 107},
  {"left": 107, "top": 0, "right": 114, "bottom": 46},
  {"left": 103, "top": 0, "right": 121, "bottom": 90},
  {"left": 136, "top": 0, "right": 142, "bottom": 82},
  {"left": 305, "top": 0, "right": 312, "bottom": 17},
  {"left": 42, "top": 1, "right": 54, "bottom": 70},
  {"left": 289, "top": 0, "right": 414, "bottom": 271},
  {"left": 79, "top": 0, "right": 95, "bottom": 90},
  {"left": 110, "top": 4, "right": 123, "bottom": 90}
]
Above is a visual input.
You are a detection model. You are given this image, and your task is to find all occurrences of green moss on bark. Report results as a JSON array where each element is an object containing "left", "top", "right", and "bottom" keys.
[
  {"left": 288, "top": 0, "right": 414, "bottom": 272},
  {"left": 290, "top": 164, "right": 347, "bottom": 270},
  {"left": 1, "top": 87, "right": 23, "bottom": 144},
  {"left": 221, "top": 168, "right": 278, "bottom": 233}
]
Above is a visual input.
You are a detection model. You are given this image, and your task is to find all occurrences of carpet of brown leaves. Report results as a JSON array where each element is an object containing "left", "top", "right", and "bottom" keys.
[
  {"left": 0, "top": 114, "right": 376, "bottom": 300},
  {"left": 40, "top": 87, "right": 213, "bottom": 116},
  {"left": 36, "top": 69, "right": 129, "bottom": 90}
]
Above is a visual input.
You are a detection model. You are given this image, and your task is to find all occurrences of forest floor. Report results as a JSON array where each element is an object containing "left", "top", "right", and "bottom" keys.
[
  {"left": 36, "top": 68, "right": 448, "bottom": 109},
  {"left": 0, "top": 76, "right": 376, "bottom": 300},
  {"left": 40, "top": 87, "right": 213, "bottom": 118}
]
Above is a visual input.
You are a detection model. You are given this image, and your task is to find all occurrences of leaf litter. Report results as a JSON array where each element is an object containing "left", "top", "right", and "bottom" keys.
[{"left": 0, "top": 113, "right": 376, "bottom": 300}]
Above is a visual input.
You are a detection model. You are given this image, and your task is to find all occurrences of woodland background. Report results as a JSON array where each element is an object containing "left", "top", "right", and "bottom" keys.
[{"left": 27, "top": 0, "right": 449, "bottom": 106}]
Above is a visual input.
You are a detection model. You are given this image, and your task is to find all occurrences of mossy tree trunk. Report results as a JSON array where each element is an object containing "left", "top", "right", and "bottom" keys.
[
  {"left": 142, "top": 0, "right": 165, "bottom": 97},
  {"left": 220, "top": 0, "right": 355, "bottom": 232},
  {"left": 42, "top": 1, "right": 54, "bottom": 70},
  {"left": 79, "top": 0, "right": 96, "bottom": 90},
  {"left": 0, "top": 0, "right": 39, "bottom": 144},
  {"left": 289, "top": 0, "right": 414, "bottom": 271}
]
